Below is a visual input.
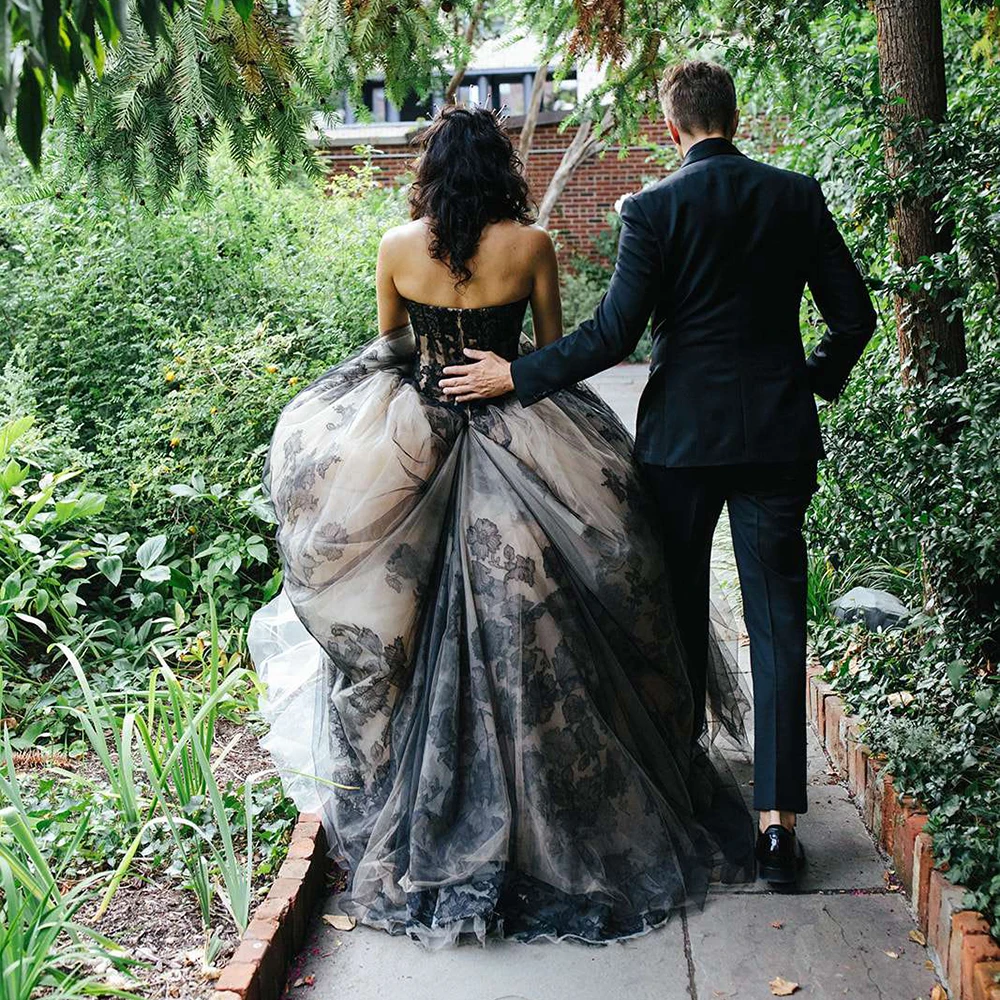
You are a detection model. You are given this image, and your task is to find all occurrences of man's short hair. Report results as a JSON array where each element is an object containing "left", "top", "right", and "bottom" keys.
[{"left": 659, "top": 61, "right": 737, "bottom": 137}]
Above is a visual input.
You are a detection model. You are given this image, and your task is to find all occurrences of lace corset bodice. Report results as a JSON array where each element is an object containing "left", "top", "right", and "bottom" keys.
[{"left": 404, "top": 297, "right": 529, "bottom": 400}]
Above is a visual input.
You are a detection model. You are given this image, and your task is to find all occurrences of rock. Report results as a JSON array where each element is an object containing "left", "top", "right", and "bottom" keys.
[{"left": 832, "top": 587, "right": 911, "bottom": 631}]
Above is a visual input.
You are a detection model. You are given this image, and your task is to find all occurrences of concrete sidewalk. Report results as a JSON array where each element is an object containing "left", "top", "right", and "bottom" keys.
[{"left": 282, "top": 366, "right": 940, "bottom": 1000}]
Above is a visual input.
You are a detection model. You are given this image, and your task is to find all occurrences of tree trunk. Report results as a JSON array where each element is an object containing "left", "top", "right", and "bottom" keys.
[
  {"left": 875, "top": 0, "right": 970, "bottom": 615},
  {"left": 873, "top": 0, "right": 967, "bottom": 386},
  {"left": 518, "top": 63, "right": 548, "bottom": 166},
  {"left": 536, "top": 108, "right": 611, "bottom": 230},
  {"left": 443, "top": 0, "right": 486, "bottom": 104}
]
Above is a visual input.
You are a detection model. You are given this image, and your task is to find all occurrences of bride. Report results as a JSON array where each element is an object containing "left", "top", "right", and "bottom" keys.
[{"left": 247, "top": 104, "right": 755, "bottom": 947}]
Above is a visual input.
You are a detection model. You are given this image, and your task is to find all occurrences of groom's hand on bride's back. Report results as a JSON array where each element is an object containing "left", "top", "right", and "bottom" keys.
[{"left": 440, "top": 349, "right": 514, "bottom": 402}]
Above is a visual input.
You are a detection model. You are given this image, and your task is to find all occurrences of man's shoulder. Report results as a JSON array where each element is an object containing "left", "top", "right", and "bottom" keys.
[
  {"left": 745, "top": 156, "right": 822, "bottom": 193},
  {"left": 632, "top": 154, "right": 820, "bottom": 205}
]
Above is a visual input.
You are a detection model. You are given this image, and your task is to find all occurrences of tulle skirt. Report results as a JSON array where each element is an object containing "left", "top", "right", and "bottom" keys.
[{"left": 247, "top": 328, "right": 756, "bottom": 947}]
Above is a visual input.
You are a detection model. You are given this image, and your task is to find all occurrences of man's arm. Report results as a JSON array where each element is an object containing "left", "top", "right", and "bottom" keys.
[
  {"left": 804, "top": 179, "right": 878, "bottom": 401},
  {"left": 511, "top": 194, "right": 662, "bottom": 406},
  {"left": 438, "top": 194, "right": 661, "bottom": 404}
]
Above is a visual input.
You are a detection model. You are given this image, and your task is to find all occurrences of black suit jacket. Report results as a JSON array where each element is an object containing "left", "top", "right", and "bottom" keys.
[{"left": 512, "top": 137, "right": 877, "bottom": 466}]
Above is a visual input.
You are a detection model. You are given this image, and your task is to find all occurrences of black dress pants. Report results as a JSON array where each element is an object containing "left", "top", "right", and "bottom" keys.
[{"left": 641, "top": 460, "right": 818, "bottom": 814}]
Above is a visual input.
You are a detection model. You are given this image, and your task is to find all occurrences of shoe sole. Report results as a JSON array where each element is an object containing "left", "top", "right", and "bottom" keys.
[
  {"left": 758, "top": 865, "right": 798, "bottom": 884},
  {"left": 757, "top": 854, "right": 806, "bottom": 885}
]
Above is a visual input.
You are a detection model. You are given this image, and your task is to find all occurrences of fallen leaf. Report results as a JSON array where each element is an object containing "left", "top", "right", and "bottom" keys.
[
  {"left": 886, "top": 690, "right": 914, "bottom": 709},
  {"left": 771, "top": 921, "right": 784, "bottom": 929},
  {"left": 885, "top": 950, "right": 899, "bottom": 959},
  {"left": 292, "top": 974, "right": 316, "bottom": 987},
  {"left": 769, "top": 977, "right": 800, "bottom": 996},
  {"left": 101, "top": 970, "right": 135, "bottom": 990},
  {"left": 930, "top": 987, "right": 947, "bottom": 1000},
  {"left": 924, "top": 960, "right": 935, "bottom": 970},
  {"left": 322, "top": 913, "right": 357, "bottom": 931},
  {"left": 909, "top": 929, "right": 927, "bottom": 946}
]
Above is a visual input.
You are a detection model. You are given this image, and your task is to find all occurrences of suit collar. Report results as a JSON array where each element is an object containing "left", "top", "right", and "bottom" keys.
[{"left": 680, "top": 136, "right": 743, "bottom": 167}]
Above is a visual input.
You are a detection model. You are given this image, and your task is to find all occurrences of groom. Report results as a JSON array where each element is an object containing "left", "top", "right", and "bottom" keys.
[{"left": 440, "top": 60, "right": 876, "bottom": 884}]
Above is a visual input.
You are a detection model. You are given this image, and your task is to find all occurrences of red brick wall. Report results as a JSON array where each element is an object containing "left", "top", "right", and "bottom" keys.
[
  {"left": 521, "top": 119, "right": 673, "bottom": 260},
  {"left": 321, "top": 116, "right": 676, "bottom": 263}
]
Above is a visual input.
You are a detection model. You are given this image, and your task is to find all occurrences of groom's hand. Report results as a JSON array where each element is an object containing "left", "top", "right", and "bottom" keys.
[{"left": 439, "top": 349, "right": 514, "bottom": 402}]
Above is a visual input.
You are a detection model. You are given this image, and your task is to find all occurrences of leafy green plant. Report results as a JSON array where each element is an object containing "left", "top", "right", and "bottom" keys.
[
  {"left": 133, "top": 594, "right": 238, "bottom": 811},
  {"left": 95, "top": 654, "right": 250, "bottom": 921},
  {"left": 54, "top": 648, "right": 144, "bottom": 829},
  {"left": 0, "top": 730, "right": 145, "bottom": 1000},
  {"left": 0, "top": 416, "right": 108, "bottom": 659}
]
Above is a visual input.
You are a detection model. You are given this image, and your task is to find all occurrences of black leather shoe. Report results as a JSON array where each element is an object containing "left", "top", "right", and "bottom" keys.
[{"left": 755, "top": 824, "right": 805, "bottom": 885}]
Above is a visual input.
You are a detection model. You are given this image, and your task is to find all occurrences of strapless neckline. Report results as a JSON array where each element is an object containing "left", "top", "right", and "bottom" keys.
[{"left": 402, "top": 295, "right": 530, "bottom": 313}]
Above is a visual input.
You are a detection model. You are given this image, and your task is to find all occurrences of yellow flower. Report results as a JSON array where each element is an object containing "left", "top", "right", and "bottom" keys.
[
  {"left": 169, "top": 437, "right": 180, "bottom": 448},
  {"left": 187, "top": 525, "right": 197, "bottom": 534},
  {"left": 164, "top": 370, "right": 177, "bottom": 382},
  {"left": 265, "top": 364, "right": 279, "bottom": 374},
  {"left": 210, "top": 406, "right": 219, "bottom": 415},
  {"left": 288, "top": 376, "right": 300, "bottom": 386}
]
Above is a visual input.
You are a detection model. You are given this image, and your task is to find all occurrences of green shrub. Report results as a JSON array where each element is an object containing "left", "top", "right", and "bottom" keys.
[
  {"left": 0, "top": 157, "right": 406, "bottom": 536},
  {"left": 807, "top": 339, "right": 1000, "bottom": 653}
]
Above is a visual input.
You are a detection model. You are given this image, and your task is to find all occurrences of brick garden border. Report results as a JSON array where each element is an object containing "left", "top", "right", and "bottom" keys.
[
  {"left": 807, "top": 663, "right": 1000, "bottom": 1000},
  {"left": 212, "top": 811, "right": 332, "bottom": 1000}
]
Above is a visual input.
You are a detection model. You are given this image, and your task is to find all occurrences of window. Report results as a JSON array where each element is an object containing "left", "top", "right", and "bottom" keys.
[
  {"left": 370, "top": 86, "right": 386, "bottom": 123},
  {"left": 498, "top": 81, "right": 526, "bottom": 115}
]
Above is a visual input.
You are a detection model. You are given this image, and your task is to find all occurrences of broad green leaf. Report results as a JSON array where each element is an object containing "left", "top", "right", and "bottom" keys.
[
  {"left": 946, "top": 660, "right": 968, "bottom": 688},
  {"left": 0, "top": 573, "right": 21, "bottom": 603},
  {"left": 14, "top": 533, "right": 41, "bottom": 553},
  {"left": 973, "top": 688, "right": 992, "bottom": 711},
  {"left": 0, "top": 416, "right": 34, "bottom": 456},
  {"left": 1, "top": 459, "right": 27, "bottom": 491},
  {"left": 136, "top": 534, "right": 167, "bottom": 568},
  {"left": 247, "top": 541, "right": 269, "bottom": 562},
  {"left": 97, "top": 554, "right": 123, "bottom": 586}
]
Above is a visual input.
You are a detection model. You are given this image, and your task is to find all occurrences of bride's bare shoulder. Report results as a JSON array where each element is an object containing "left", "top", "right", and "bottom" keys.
[
  {"left": 519, "top": 223, "right": 555, "bottom": 252},
  {"left": 490, "top": 221, "right": 553, "bottom": 258},
  {"left": 519, "top": 224, "right": 556, "bottom": 263},
  {"left": 379, "top": 219, "right": 429, "bottom": 254}
]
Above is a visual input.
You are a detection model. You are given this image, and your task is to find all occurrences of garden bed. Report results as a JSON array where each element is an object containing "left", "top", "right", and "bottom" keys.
[{"left": 6, "top": 713, "right": 300, "bottom": 998}]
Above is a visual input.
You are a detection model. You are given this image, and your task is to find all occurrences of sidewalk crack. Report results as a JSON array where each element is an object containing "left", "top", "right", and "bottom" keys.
[
  {"left": 823, "top": 903, "right": 886, "bottom": 1000},
  {"left": 681, "top": 907, "right": 699, "bottom": 1000}
]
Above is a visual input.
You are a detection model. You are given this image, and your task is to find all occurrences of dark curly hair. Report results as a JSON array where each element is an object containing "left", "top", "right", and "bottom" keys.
[{"left": 409, "top": 105, "right": 535, "bottom": 288}]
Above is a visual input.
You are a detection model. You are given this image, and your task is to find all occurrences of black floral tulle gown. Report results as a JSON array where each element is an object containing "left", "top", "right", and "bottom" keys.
[{"left": 246, "top": 297, "right": 757, "bottom": 948}]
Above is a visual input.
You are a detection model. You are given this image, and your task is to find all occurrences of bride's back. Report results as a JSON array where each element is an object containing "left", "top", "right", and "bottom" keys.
[{"left": 387, "top": 218, "right": 542, "bottom": 309}]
